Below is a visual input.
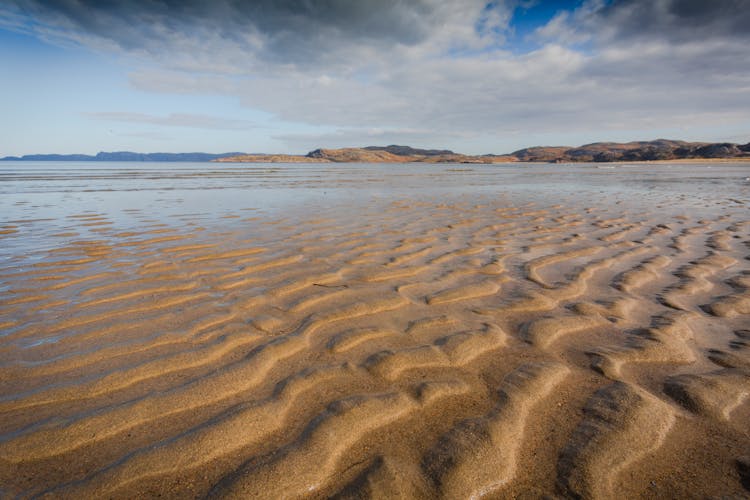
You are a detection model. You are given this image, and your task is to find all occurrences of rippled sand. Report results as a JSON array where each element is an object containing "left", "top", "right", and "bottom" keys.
[{"left": 1, "top": 163, "right": 749, "bottom": 498}]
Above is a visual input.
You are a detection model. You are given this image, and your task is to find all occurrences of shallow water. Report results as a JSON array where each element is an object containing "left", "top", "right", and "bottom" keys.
[{"left": 2, "top": 161, "right": 749, "bottom": 250}]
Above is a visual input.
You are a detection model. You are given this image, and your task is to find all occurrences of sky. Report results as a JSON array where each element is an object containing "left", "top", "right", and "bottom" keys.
[{"left": 0, "top": 0, "right": 749, "bottom": 156}]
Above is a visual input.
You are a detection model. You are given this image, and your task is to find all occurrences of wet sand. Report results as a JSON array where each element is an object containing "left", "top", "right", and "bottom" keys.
[{"left": 1, "top": 162, "right": 749, "bottom": 498}]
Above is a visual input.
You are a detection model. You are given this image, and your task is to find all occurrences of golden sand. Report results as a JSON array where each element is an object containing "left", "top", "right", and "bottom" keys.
[{"left": 1, "top": 194, "right": 749, "bottom": 498}]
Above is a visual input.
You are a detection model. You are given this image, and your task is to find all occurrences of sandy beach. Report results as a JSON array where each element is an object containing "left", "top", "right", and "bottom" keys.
[{"left": 1, "top": 162, "right": 749, "bottom": 498}]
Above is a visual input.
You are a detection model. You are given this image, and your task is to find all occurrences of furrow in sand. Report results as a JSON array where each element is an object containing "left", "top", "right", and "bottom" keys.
[
  {"left": 160, "top": 242, "right": 218, "bottom": 254},
  {"left": 214, "top": 255, "right": 303, "bottom": 291},
  {"left": 210, "top": 391, "right": 417, "bottom": 498},
  {"left": 588, "top": 311, "right": 698, "bottom": 379},
  {"left": 0, "top": 330, "right": 262, "bottom": 413},
  {"left": 543, "top": 245, "right": 651, "bottom": 303},
  {"left": 557, "top": 382, "right": 675, "bottom": 499},
  {"left": 77, "top": 274, "right": 189, "bottom": 298},
  {"left": 664, "top": 368, "right": 750, "bottom": 420},
  {"left": 7, "top": 292, "right": 213, "bottom": 340},
  {"left": 422, "top": 362, "right": 570, "bottom": 498},
  {"left": 667, "top": 225, "right": 706, "bottom": 253},
  {"left": 45, "top": 364, "right": 362, "bottom": 498},
  {"left": 288, "top": 288, "right": 353, "bottom": 314},
  {"left": 185, "top": 247, "right": 266, "bottom": 263},
  {"left": 265, "top": 272, "right": 343, "bottom": 298},
  {"left": 523, "top": 314, "right": 610, "bottom": 349},
  {"left": 0, "top": 312, "right": 241, "bottom": 383},
  {"left": 433, "top": 324, "right": 508, "bottom": 366},
  {"left": 215, "top": 254, "right": 304, "bottom": 282},
  {"left": 0, "top": 295, "right": 409, "bottom": 461},
  {"left": 327, "top": 327, "right": 400, "bottom": 354},
  {"left": 476, "top": 245, "right": 650, "bottom": 317},
  {"left": 703, "top": 271, "right": 750, "bottom": 317},
  {"left": 659, "top": 252, "right": 736, "bottom": 311},
  {"left": 73, "top": 282, "right": 200, "bottom": 309},
  {"left": 387, "top": 247, "right": 434, "bottom": 266},
  {"left": 425, "top": 279, "right": 502, "bottom": 305},
  {"left": 363, "top": 346, "right": 448, "bottom": 381},
  {"left": 571, "top": 296, "right": 640, "bottom": 324},
  {"left": 706, "top": 230, "right": 734, "bottom": 251},
  {"left": 405, "top": 315, "right": 460, "bottom": 336},
  {"left": 614, "top": 254, "right": 672, "bottom": 293},
  {"left": 314, "top": 294, "right": 409, "bottom": 325},
  {"left": 705, "top": 293, "right": 750, "bottom": 318},
  {"left": 598, "top": 224, "right": 641, "bottom": 243},
  {"left": 708, "top": 348, "right": 750, "bottom": 372},
  {"left": 427, "top": 246, "right": 486, "bottom": 265},
  {"left": 34, "top": 271, "right": 124, "bottom": 292},
  {"left": 122, "top": 234, "right": 192, "bottom": 247},
  {"left": 0, "top": 334, "right": 308, "bottom": 462},
  {"left": 358, "top": 264, "right": 431, "bottom": 283},
  {"left": 364, "top": 324, "right": 507, "bottom": 381},
  {"left": 30, "top": 257, "right": 99, "bottom": 268},
  {"left": 592, "top": 216, "right": 629, "bottom": 228},
  {"left": 523, "top": 246, "right": 602, "bottom": 289},
  {"left": 329, "top": 455, "right": 421, "bottom": 499},
  {"left": 1, "top": 294, "right": 51, "bottom": 306}
]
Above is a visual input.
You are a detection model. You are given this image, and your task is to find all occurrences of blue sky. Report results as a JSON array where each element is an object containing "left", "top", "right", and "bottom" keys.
[
  {"left": 505, "top": 0, "right": 585, "bottom": 51},
  {"left": 1, "top": 0, "right": 748, "bottom": 156}
]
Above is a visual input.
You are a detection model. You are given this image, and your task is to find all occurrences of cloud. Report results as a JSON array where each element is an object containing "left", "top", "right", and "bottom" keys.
[
  {"left": 273, "top": 127, "right": 474, "bottom": 152},
  {"left": 88, "top": 112, "right": 256, "bottom": 130},
  {"left": 3, "top": 0, "right": 749, "bottom": 152},
  {"left": 590, "top": 0, "right": 750, "bottom": 42},
  {"left": 2, "top": 0, "right": 511, "bottom": 71},
  {"left": 118, "top": 130, "right": 173, "bottom": 141}
]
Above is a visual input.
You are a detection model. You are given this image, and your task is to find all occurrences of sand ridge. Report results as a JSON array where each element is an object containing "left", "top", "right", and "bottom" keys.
[{"left": 1, "top": 188, "right": 749, "bottom": 498}]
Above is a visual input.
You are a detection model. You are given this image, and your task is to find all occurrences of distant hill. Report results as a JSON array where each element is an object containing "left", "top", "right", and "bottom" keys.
[
  {"left": 305, "top": 148, "right": 512, "bottom": 163},
  {"left": 1, "top": 151, "right": 245, "bottom": 162},
  {"left": 219, "top": 139, "right": 750, "bottom": 163},
  {"left": 362, "top": 145, "right": 455, "bottom": 156},
  {"left": 511, "top": 139, "right": 750, "bottom": 162},
  {"left": 215, "top": 147, "right": 513, "bottom": 164},
  {"left": 5, "top": 139, "right": 750, "bottom": 163}
]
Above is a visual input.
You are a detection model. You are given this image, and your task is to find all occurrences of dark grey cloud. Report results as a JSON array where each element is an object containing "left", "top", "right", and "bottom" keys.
[
  {"left": 4, "top": 0, "right": 473, "bottom": 66},
  {"left": 588, "top": 0, "right": 750, "bottom": 42}
]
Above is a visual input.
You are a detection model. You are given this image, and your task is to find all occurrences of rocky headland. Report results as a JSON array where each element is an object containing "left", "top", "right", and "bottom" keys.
[
  {"left": 511, "top": 139, "right": 750, "bottom": 163},
  {"left": 215, "top": 145, "right": 514, "bottom": 164}
]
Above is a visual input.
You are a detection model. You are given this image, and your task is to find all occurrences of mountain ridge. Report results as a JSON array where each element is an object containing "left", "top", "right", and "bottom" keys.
[{"left": 3, "top": 139, "right": 749, "bottom": 163}]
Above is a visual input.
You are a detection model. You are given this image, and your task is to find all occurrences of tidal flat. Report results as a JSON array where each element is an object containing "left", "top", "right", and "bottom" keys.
[{"left": 1, "top": 161, "right": 749, "bottom": 498}]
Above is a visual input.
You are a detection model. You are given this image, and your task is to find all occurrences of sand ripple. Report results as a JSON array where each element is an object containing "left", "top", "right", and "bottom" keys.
[{"left": 1, "top": 193, "right": 749, "bottom": 498}]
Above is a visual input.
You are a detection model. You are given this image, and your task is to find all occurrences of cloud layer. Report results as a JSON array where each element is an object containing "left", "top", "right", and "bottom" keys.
[
  {"left": 3, "top": 0, "right": 749, "bottom": 151},
  {"left": 89, "top": 112, "right": 256, "bottom": 130}
]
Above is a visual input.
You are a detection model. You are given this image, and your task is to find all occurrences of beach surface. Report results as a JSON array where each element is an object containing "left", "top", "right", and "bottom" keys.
[{"left": 1, "top": 162, "right": 749, "bottom": 498}]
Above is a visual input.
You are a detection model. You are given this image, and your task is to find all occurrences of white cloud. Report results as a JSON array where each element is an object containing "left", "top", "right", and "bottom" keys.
[{"left": 88, "top": 111, "right": 256, "bottom": 130}]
